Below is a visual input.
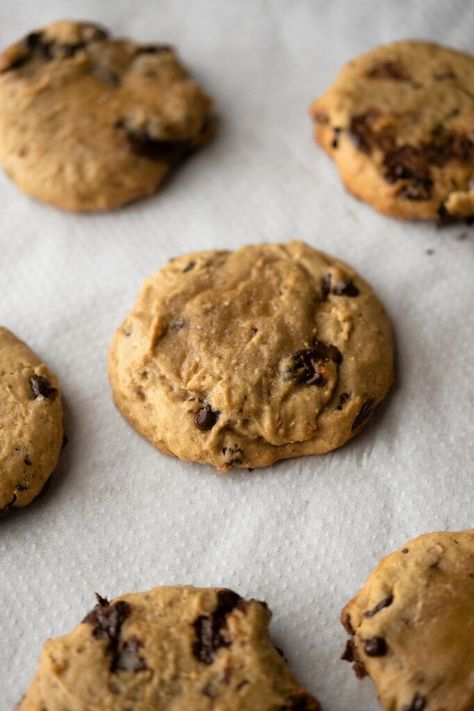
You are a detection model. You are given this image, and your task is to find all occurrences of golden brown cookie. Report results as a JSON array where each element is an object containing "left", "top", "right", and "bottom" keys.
[
  {"left": 19, "top": 586, "right": 321, "bottom": 710},
  {"left": 341, "top": 530, "right": 474, "bottom": 711},
  {"left": 311, "top": 41, "right": 474, "bottom": 222},
  {"left": 0, "top": 326, "right": 63, "bottom": 512},
  {"left": 0, "top": 21, "right": 213, "bottom": 212},
  {"left": 109, "top": 241, "right": 393, "bottom": 471}
]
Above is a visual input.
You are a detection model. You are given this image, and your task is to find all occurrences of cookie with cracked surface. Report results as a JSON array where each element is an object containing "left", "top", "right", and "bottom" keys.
[
  {"left": 311, "top": 41, "right": 474, "bottom": 222},
  {"left": 0, "top": 21, "right": 213, "bottom": 212},
  {"left": 18, "top": 586, "right": 321, "bottom": 710},
  {"left": 341, "top": 530, "right": 474, "bottom": 711},
  {"left": 0, "top": 326, "right": 63, "bottom": 513},
  {"left": 109, "top": 241, "right": 393, "bottom": 471}
]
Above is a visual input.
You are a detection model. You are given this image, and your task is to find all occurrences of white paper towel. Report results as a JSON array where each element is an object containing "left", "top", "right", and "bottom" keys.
[{"left": 0, "top": 1, "right": 473, "bottom": 709}]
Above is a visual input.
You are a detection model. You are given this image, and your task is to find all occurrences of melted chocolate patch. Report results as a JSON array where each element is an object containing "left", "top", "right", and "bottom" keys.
[
  {"left": 29, "top": 374, "right": 57, "bottom": 400},
  {"left": 82, "top": 594, "right": 132, "bottom": 672},
  {"left": 192, "top": 589, "right": 241, "bottom": 664},
  {"left": 351, "top": 398, "right": 375, "bottom": 431},
  {"left": 195, "top": 404, "right": 219, "bottom": 431},
  {"left": 383, "top": 145, "right": 433, "bottom": 200},
  {"left": 116, "top": 120, "right": 194, "bottom": 164},
  {"left": 363, "top": 595, "right": 393, "bottom": 618},
  {"left": 289, "top": 340, "right": 342, "bottom": 387}
]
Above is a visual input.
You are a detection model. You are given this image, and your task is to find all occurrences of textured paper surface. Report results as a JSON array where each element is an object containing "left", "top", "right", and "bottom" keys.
[{"left": 1, "top": 2, "right": 473, "bottom": 709}]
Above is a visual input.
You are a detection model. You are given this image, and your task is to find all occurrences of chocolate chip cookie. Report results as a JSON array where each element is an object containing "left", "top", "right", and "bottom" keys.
[
  {"left": 109, "top": 241, "right": 393, "bottom": 471},
  {"left": 311, "top": 41, "right": 474, "bottom": 222},
  {"left": 0, "top": 326, "right": 63, "bottom": 513},
  {"left": 341, "top": 530, "right": 474, "bottom": 710},
  {"left": 0, "top": 21, "right": 213, "bottom": 211},
  {"left": 18, "top": 586, "right": 321, "bottom": 710}
]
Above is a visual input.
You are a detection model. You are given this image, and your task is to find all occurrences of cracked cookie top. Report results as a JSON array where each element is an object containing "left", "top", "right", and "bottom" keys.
[
  {"left": 0, "top": 21, "right": 213, "bottom": 211},
  {"left": 18, "top": 586, "right": 321, "bottom": 710},
  {"left": 311, "top": 41, "right": 474, "bottom": 222},
  {"left": 341, "top": 530, "right": 474, "bottom": 711},
  {"left": 109, "top": 241, "right": 393, "bottom": 470}
]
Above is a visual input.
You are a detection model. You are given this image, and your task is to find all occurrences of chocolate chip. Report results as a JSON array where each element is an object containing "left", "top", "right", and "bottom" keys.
[
  {"left": 114, "top": 636, "right": 147, "bottom": 673},
  {"left": 402, "top": 692, "right": 427, "bottom": 711},
  {"left": 383, "top": 146, "right": 433, "bottom": 199},
  {"left": 195, "top": 404, "right": 219, "bottom": 431},
  {"left": 351, "top": 397, "right": 374, "bottom": 432},
  {"left": 82, "top": 594, "right": 131, "bottom": 672},
  {"left": 331, "top": 127, "right": 342, "bottom": 149},
  {"left": 402, "top": 548, "right": 409, "bottom": 554},
  {"left": 363, "top": 636, "right": 388, "bottom": 656},
  {"left": 352, "top": 658, "right": 368, "bottom": 679},
  {"left": 278, "top": 694, "right": 320, "bottom": 710},
  {"left": 29, "top": 374, "right": 57, "bottom": 400},
  {"left": 290, "top": 340, "right": 342, "bottom": 387},
  {"left": 331, "top": 279, "right": 360, "bottom": 297},
  {"left": 24, "top": 455, "right": 32, "bottom": 466},
  {"left": 192, "top": 589, "right": 242, "bottom": 664},
  {"left": 25, "top": 32, "right": 43, "bottom": 49},
  {"left": 336, "top": 392, "right": 351, "bottom": 410},
  {"left": 341, "top": 639, "right": 355, "bottom": 662},
  {"left": 349, "top": 111, "right": 379, "bottom": 154},
  {"left": 222, "top": 446, "right": 243, "bottom": 466},
  {"left": 116, "top": 120, "right": 194, "bottom": 164},
  {"left": 183, "top": 261, "right": 196, "bottom": 272},
  {"left": 16, "top": 483, "right": 28, "bottom": 491},
  {"left": 364, "top": 595, "right": 393, "bottom": 618},
  {"left": 367, "top": 61, "right": 410, "bottom": 80},
  {"left": 321, "top": 273, "right": 359, "bottom": 298}
]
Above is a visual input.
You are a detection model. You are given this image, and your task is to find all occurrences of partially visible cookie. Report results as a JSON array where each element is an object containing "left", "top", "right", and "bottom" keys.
[
  {"left": 311, "top": 41, "right": 474, "bottom": 222},
  {"left": 109, "top": 241, "right": 393, "bottom": 471},
  {"left": 341, "top": 530, "right": 474, "bottom": 711},
  {"left": 19, "top": 585, "right": 321, "bottom": 710},
  {"left": 0, "top": 326, "right": 63, "bottom": 512},
  {"left": 0, "top": 21, "right": 213, "bottom": 212}
]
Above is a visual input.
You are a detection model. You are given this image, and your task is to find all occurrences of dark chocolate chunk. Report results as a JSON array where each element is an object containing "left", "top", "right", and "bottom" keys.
[
  {"left": 341, "top": 639, "right": 355, "bottom": 662},
  {"left": 363, "top": 636, "right": 388, "bottom": 656},
  {"left": 183, "top": 261, "right": 196, "bottom": 272},
  {"left": 24, "top": 455, "right": 32, "bottom": 466},
  {"left": 278, "top": 694, "right": 320, "bottom": 710},
  {"left": 192, "top": 589, "right": 241, "bottom": 664},
  {"left": 16, "top": 483, "right": 29, "bottom": 491},
  {"left": 402, "top": 692, "right": 427, "bottom": 711},
  {"left": 194, "top": 404, "right": 219, "bottom": 431},
  {"left": 367, "top": 61, "right": 409, "bottom": 80},
  {"left": 383, "top": 146, "right": 433, "bottom": 200},
  {"left": 336, "top": 392, "right": 351, "bottom": 410},
  {"left": 351, "top": 397, "right": 374, "bottom": 431},
  {"left": 114, "top": 636, "right": 147, "bottom": 673},
  {"left": 349, "top": 111, "right": 379, "bottom": 154},
  {"left": 29, "top": 374, "right": 57, "bottom": 400},
  {"left": 82, "top": 594, "right": 132, "bottom": 672},
  {"left": 352, "top": 658, "right": 368, "bottom": 679},
  {"left": 363, "top": 595, "right": 393, "bottom": 618},
  {"left": 116, "top": 120, "right": 194, "bottom": 164}
]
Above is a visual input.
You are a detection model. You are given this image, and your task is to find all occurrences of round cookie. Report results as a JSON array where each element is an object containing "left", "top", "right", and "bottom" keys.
[
  {"left": 18, "top": 585, "right": 321, "bottom": 710},
  {"left": 311, "top": 41, "right": 474, "bottom": 222},
  {"left": 109, "top": 241, "right": 393, "bottom": 471},
  {"left": 340, "top": 530, "right": 474, "bottom": 711},
  {"left": 0, "top": 21, "right": 213, "bottom": 212},
  {"left": 0, "top": 327, "right": 63, "bottom": 512}
]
